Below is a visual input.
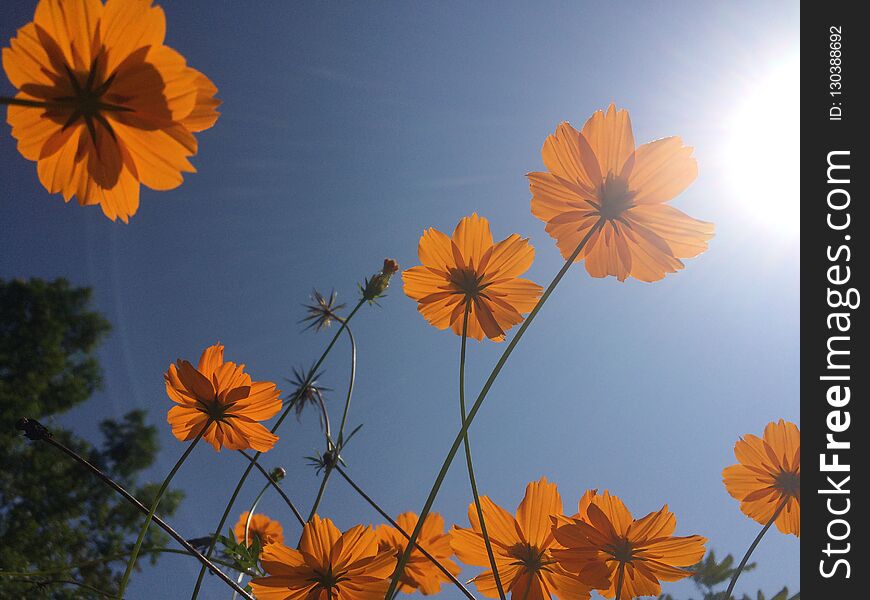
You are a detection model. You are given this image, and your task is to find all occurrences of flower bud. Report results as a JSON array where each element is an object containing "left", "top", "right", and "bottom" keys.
[
  {"left": 361, "top": 258, "right": 399, "bottom": 302},
  {"left": 270, "top": 467, "right": 287, "bottom": 482}
]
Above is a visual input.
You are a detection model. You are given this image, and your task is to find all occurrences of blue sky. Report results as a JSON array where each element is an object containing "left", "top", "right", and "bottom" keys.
[{"left": 0, "top": 1, "right": 799, "bottom": 598}]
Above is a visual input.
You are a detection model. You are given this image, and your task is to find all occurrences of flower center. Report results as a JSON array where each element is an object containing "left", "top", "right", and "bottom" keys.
[
  {"left": 507, "top": 543, "right": 548, "bottom": 572},
  {"left": 195, "top": 395, "right": 229, "bottom": 422},
  {"left": 49, "top": 53, "right": 130, "bottom": 143},
  {"left": 774, "top": 470, "right": 800, "bottom": 497},
  {"left": 312, "top": 566, "right": 344, "bottom": 591},
  {"left": 448, "top": 267, "right": 487, "bottom": 298},
  {"left": 608, "top": 538, "right": 634, "bottom": 563},
  {"left": 597, "top": 173, "right": 636, "bottom": 221}
]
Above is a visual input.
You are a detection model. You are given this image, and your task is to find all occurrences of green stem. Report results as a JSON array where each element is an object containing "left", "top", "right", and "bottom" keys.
[
  {"left": 307, "top": 468, "right": 332, "bottom": 522},
  {"left": 307, "top": 320, "right": 357, "bottom": 521},
  {"left": 336, "top": 321, "right": 357, "bottom": 444},
  {"left": 459, "top": 304, "right": 505, "bottom": 600},
  {"left": 242, "top": 483, "right": 271, "bottom": 546},
  {"left": 238, "top": 450, "right": 305, "bottom": 526},
  {"left": 231, "top": 482, "right": 271, "bottom": 600},
  {"left": 0, "top": 549, "right": 253, "bottom": 580},
  {"left": 383, "top": 224, "right": 600, "bottom": 600},
  {"left": 118, "top": 423, "right": 209, "bottom": 598},
  {"left": 15, "top": 417, "right": 252, "bottom": 599},
  {"left": 724, "top": 500, "right": 787, "bottom": 599},
  {"left": 190, "top": 299, "right": 366, "bottom": 599}
]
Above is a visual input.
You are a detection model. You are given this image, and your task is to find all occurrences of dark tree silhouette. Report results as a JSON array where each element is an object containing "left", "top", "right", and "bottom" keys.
[{"left": 0, "top": 278, "right": 181, "bottom": 599}]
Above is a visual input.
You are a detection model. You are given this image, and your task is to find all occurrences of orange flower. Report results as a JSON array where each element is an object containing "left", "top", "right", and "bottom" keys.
[
  {"left": 233, "top": 511, "right": 284, "bottom": 547},
  {"left": 376, "top": 512, "right": 460, "bottom": 596},
  {"left": 451, "top": 478, "right": 600, "bottom": 600},
  {"left": 722, "top": 419, "right": 800, "bottom": 536},
  {"left": 164, "top": 343, "right": 281, "bottom": 452},
  {"left": 528, "top": 104, "right": 713, "bottom": 282},
  {"left": 551, "top": 490, "right": 707, "bottom": 599},
  {"left": 250, "top": 515, "right": 397, "bottom": 600},
  {"left": 403, "top": 214, "right": 543, "bottom": 341},
  {"left": 2, "top": 0, "right": 220, "bottom": 222}
]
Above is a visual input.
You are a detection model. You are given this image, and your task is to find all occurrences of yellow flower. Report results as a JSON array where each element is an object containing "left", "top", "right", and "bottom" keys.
[
  {"left": 451, "top": 478, "right": 598, "bottom": 600},
  {"left": 552, "top": 490, "right": 707, "bottom": 599},
  {"left": 722, "top": 419, "right": 800, "bottom": 536},
  {"left": 529, "top": 104, "right": 713, "bottom": 281},
  {"left": 2, "top": 0, "right": 219, "bottom": 222},
  {"left": 233, "top": 512, "right": 284, "bottom": 547},
  {"left": 165, "top": 343, "right": 281, "bottom": 452},
  {"left": 403, "top": 214, "right": 542, "bottom": 341},
  {"left": 376, "top": 512, "right": 460, "bottom": 595},
  {"left": 250, "top": 515, "right": 397, "bottom": 600}
]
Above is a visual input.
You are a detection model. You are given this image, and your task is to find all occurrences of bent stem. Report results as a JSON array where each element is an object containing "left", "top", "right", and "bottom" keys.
[
  {"left": 191, "top": 299, "right": 365, "bottom": 599},
  {"left": 335, "top": 319, "right": 357, "bottom": 444},
  {"left": 383, "top": 223, "right": 601, "bottom": 600},
  {"left": 724, "top": 500, "right": 788, "bottom": 599},
  {"left": 238, "top": 450, "right": 305, "bottom": 526},
  {"left": 307, "top": 389, "right": 336, "bottom": 521},
  {"left": 307, "top": 320, "right": 357, "bottom": 521},
  {"left": 334, "top": 466, "right": 476, "bottom": 600},
  {"left": 231, "top": 482, "right": 271, "bottom": 600},
  {"left": 118, "top": 423, "right": 210, "bottom": 598},
  {"left": 14, "top": 418, "right": 253, "bottom": 599},
  {"left": 459, "top": 305, "right": 505, "bottom": 600}
]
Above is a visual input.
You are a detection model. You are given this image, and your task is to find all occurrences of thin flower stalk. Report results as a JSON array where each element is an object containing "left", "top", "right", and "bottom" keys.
[
  {"left": 307, "top": 318, "right": 357, "bottom": 522},
  {"left": 384, "top": 224, "right": 601, "bottom": 600},
  {"left": 459, "top": 304, "right": 505, "bottom": 600},
  {"left": 231, "top": 482, "right": 271, "bottom": 600},
  {"left": 334, "top": 466, "right": 476, "bottom": 600},
  {"left": 14, "top": 418, "right": 253, "bottom": 600},
  {"left": 724, "top": 500, "right": 788, "bottom": 600},
  {"left": 0, "top": 549, "right": 256, "bottom": 580},
  {"left": 238, "top": 450, "right": 305, "bottom": 526},
  {"left": 119, "top": 421, "right": 211, "bottom": 598},
  {"left": 243, "top": 489, "right": 271, "bottom": 545},
  {"left": 6, "top": 576, "right": 115, "bottom": 598},
  {"left": 191, "top": 298, "right": 366, "bottom": 599},
  {"left": 336, "top": 319, "right": 357, "bottom": 444}
]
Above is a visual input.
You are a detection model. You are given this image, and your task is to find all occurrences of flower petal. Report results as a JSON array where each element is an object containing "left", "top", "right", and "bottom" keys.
[
  {"left": 624, "top": 136, "right": 698, "bottom": 205},
  {"left": 581, "top": 104, "right": 635, "bottom": 176}
]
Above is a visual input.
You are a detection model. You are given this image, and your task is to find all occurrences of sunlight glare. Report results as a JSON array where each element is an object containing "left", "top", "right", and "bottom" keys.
[{"left": 726, "top": 57, "right": 800, "bottom": 234}]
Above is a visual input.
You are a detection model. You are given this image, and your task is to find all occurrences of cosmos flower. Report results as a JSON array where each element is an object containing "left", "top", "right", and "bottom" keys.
[
  {"left": 249, "top": 515, "right": 397, "bottom": 600},
  {"left": 164, "top": 343, "right": 281, "bottom": 452},
  {"left": 451, "top": 478, "right": 600, "bottom": 600},
  {"left": 551, "top": 490, "right": 706, "bottom": 599},
  {"left": 234, "top": 511, "right": 284, "bottom": 547},
  {"left": 403, "top": 214, "right": 543, "bottom": 341},
  {"left": 376, "top": 512, "right": 461, "bottom": 596},
  {"left": 1, "top": 0, "right": 220, "bottom": 222},
  {"left": 722, "top": 419, "right": 800, "bottom": 536},
  {"left": 528, "top": 104, "right": 713, "bottom": 282}
]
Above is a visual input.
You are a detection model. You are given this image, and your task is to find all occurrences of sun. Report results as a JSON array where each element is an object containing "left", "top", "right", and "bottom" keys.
[{"left": 726, "top": 57, "right": 800, "bottom": 235}]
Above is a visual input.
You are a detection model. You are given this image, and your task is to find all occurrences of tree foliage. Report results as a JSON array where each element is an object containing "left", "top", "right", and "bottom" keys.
[
  {"left": 658, "top": 550, "right": 799, "bottom": 600},
  {"left": 0, "top": 278, "right": 181, "bottom": 599}
]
